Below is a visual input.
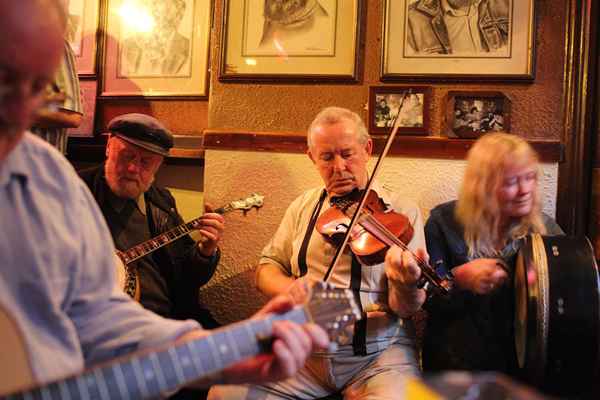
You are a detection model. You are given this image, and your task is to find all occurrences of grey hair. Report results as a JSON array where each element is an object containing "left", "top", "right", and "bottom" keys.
[{"left": 307, "top": 106, "right": 370, "bottom": 148}]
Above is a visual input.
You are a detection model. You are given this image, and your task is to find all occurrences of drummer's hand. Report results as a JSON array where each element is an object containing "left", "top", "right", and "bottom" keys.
[{"left": 453, "top": 258, "right": 508, "bottom": 295}]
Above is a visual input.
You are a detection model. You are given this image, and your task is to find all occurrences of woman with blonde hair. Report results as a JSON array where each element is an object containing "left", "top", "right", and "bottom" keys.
[{"left": 422, "top": 132, "right": 563, "bottom": 375}]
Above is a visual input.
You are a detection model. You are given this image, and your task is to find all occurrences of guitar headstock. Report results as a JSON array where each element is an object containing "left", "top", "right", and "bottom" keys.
[
  {"left": 304, "top": 282, "right": 362, "bottom": 343},
  {"left": 229, "top": 193, "right": 264, "bottom": 213}
]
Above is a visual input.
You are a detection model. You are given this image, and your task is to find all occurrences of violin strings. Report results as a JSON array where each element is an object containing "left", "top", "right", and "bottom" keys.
[{"left": 361, "top": 213, "right": 430, "bottom": 269}]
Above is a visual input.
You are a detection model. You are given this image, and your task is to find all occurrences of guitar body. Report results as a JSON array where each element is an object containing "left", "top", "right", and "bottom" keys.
[{"left": 0, "top": 306, "right": 34, "bottom": 395}]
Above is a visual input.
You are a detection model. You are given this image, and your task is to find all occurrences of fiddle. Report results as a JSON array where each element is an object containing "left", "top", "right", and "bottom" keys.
[{"left": 317, "top": 189, "right": 453, "bottom": 294}]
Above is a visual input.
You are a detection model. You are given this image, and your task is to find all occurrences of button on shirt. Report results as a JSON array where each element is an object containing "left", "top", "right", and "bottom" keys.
[{"left": 0, "top": 133, "right": 198, "bottom": 384}]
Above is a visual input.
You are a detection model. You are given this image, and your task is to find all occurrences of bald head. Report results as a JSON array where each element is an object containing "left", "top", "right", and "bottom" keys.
[{"left": 0, "top": 0, "right": 65, "bottom": 160}]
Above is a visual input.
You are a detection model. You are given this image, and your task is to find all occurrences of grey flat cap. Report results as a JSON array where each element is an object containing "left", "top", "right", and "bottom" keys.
[{"left": 107, "top": 113, "right": 173, "bottom": 156}]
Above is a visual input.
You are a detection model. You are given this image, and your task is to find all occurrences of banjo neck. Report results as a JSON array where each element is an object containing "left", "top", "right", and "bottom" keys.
[{"left": 115, "top": 194, "right": 263, "bottom": 265}]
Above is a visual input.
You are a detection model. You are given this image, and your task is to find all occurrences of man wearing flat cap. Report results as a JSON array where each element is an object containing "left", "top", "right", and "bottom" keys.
[{"left": 79, "top": 113, "right": 224, "bottom": 330}]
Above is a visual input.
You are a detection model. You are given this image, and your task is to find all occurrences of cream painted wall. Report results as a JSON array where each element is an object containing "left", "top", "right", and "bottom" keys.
[{"left": 201, "top": 149, "right": 558, "bottom": 324}]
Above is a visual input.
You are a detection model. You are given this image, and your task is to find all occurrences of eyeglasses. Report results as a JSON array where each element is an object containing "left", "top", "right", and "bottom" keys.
[
  {"left": 116, "top": 149, "right": 162, "bottom": 171},
  {"left": 0, "top": 63, "right": 52, "bottom": 105}
]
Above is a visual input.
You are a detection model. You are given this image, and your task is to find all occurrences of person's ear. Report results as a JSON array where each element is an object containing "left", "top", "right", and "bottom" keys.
[
  {"left": 365, "top": 139, "right": 373, "bottom": 157},
  {"left": 105, "top": 136, "right": 112, "bottom": 158},
  {"left": 307, "top": 148, "right": 316, "bottom": 164}
]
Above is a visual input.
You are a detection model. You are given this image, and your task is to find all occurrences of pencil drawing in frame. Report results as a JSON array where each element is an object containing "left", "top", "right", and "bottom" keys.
[
  {"left": 369, "top": 86, "right": 430, "bottom": 136},
  {"left": 100, "top": 0, "right": 212, "bottom": 98},
  {"left": 381, "top": 0, "right": 536, "bottom": 81},
  {"left": 219, "top": 0, "right": 364, "bottom": 82},
  {"left": 67, "top": 0, "right": 100, "bottom": 76}
]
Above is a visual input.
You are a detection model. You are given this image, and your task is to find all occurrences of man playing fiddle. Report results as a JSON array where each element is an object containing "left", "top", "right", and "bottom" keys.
[{"left": 209, "top": 106, "right": 428, "bottom": 399}]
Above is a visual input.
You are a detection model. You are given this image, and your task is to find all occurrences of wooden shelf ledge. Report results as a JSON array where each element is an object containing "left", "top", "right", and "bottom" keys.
[
  {"left": 203, "top": 129, "right": 563, "bottom": 163},
  {"left": 67, "top": 134, "right": 205, "bottom": 166}
]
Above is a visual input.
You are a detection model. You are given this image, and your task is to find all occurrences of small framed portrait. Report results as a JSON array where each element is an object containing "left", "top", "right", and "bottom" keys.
[
  {"left": 67, "top": 0, "right": 100, "bottom": 76},
  {"left": 68, "top": 80, "right": 98, "bottom": 137},
  {"left": 381, "top": 0, "right": 536, "bottom": 81},
  {"left": 368, "top": 86, "right": 430, "bottom": 135},
  {"left": 100, "top": 0, "right": 212, "bottom": 98},
  {"left": 446, "top": 91, "right": 511, "bottom": 138},
  {"left": 219, "top": 0, "right": 364, "bottom": 82}
]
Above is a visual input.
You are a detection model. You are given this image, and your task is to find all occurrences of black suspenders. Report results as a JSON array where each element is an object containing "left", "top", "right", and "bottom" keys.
[{"left": 297, "top": 190, "right": 368, "bottom": 355}]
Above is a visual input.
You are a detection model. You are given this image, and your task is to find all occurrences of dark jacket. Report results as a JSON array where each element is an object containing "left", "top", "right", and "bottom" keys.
[
  {"left": 79, "top": 165, "right": 219, "bottom": 326},
  {"left": 407, "top": 0, "right": 510, "bottom": 54},
  {"left": 423, "top": 200, "right": 563, "bottom": 375}
]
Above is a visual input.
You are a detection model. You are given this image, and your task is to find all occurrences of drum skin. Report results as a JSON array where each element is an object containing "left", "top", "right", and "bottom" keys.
[{"left": 514, "top": 234, "right": 600, "bottom": 396}]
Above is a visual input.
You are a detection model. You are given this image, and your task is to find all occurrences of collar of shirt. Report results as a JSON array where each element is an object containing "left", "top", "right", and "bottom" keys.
[
  {"left": 326, "top": 181, "right": 393, "bottom": 211},
  {"left": 0, "top": 131, "right": 30, "bottom": 188},
  {"left": 105, "top": 184, "right": 147, "bottom": 215},
  {"left": 441, "top": 0, "right": 482, "bottom": 17}
]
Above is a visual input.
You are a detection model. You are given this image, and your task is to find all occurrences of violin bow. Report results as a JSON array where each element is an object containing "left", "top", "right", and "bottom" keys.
[{"left": 322, "top": 91, "right": 410, "bottom": 282}]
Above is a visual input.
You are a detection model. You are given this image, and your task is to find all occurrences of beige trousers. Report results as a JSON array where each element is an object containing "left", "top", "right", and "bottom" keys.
[{"left": 208, "top": 343, "right": 419, "bottom": 400}]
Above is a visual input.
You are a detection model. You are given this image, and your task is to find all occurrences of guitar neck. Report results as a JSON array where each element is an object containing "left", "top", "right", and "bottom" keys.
[
  {"left": 7, "top": 308, "right": 306, "bottom": 400},
  {"left": 117, "top": 204, "right": 233, "bottom": 265}
]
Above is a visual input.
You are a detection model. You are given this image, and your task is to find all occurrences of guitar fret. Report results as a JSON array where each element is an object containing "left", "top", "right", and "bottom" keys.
[
  {"left": 85, "top": 373, "right": 102, "bottom": 400},
  {"left": 225, "top": 329, "right": 242, "bottom": 360},
  {"left": 155, "top": 350, "right": 179, "bottom": 391},
  {"left": 130, "top": 358, "right": 150, "bottom": 399},
  {"left": 40, "top": 386, "right": 52, "bottom": 400},
  {"left": 75, "top": 373, "right": 90, "bottom": 400},
  {"left": 192, "top": 336, "right": 218, "bottom": 374},
  {"left": 149, "top": 353, "right": 168, "bottom": 394},
  {"left": 111, "top": 364, "right": 131, "bottom": 399},
  {"left": 93, "top": 369, "right": 111, "bottom": 400},
  {"left": 243, "top": 321, "right": 261, "bottom": 358},
  {"left": 58, "top": 380, "right": 71, "bottom": 400},
  {"left": 168, "top": 347, "right": 186, "bottom": 384},
  {"left": 185, "top": 341, "right": 205, "bottom": 378},
  {"left": 121, "top": 357, "right": 143, "bottom": 399},
  {"left": 206, "top": 334, "right": 224, "bottom": 372},
  {"left": 227, "top": 325, "right": 252, "bottom": 359},
  {"left": 210, "top": 330, "right": 236, "bottom": 367},
  {"left": 65, "top": 375, "right": 80, "bottom": 400}
]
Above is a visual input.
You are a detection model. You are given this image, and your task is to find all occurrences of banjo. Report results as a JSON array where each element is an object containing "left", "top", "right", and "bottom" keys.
[
  {"left": 114, "top": 193, "right": 264, "bottom": 300},
  {"left": 514, "top": 233, "right": 600, "bottom": 396}
]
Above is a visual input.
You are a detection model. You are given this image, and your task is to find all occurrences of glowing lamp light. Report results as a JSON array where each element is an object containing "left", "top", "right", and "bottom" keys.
[{"left": 117, "top": 0, "right": 154, "bottom": 34}]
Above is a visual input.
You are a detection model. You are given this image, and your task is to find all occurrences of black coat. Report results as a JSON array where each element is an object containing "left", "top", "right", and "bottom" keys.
[{"left": 79, "top": 165, "right": 219, "bottom": 327}]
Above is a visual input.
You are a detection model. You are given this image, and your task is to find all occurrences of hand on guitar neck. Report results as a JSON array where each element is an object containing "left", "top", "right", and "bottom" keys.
[
  {"left": 1, "top": 282, "right": 361, "bottom": 399},
  {"left": 191, "top": 205, "right": 225, "bottom": 257}
]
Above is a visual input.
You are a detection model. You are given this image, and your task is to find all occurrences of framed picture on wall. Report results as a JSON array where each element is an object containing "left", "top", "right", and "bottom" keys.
[
  {"left": 68, "top": 80, "right": 98, "bottom": 137},
  {"left": 219, "top": 0, "right": 364, "bottom": 82},
  {"left": 100, "top": 0, "right": 212, "bottom": 98},
  {"left": 368, "top": 86, "right": 430, "bottom": 136},
  {"left": 446, "top": 91, "right": 511, "bottom": 138},
  {"left": 381, "top": 0, "right": 536, "bottom": 81},
  {"left": 67, "top": 0, "right": 100, "bottom": 76}
]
